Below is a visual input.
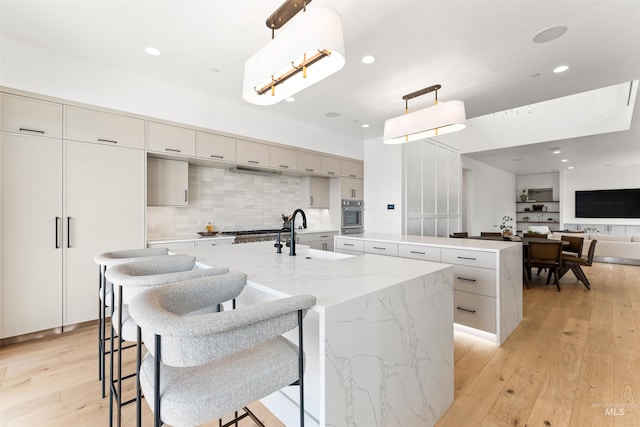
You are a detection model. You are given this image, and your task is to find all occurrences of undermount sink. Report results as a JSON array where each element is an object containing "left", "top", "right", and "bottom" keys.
[{"left": 299, "top": 248, "right": 353, "bottom": 260}]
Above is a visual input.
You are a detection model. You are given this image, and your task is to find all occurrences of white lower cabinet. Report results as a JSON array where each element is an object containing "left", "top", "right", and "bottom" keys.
[
  {"left": 335, "top": 237, "right": 364, "bottom": 254},
  {"left": 364, "top": 240, "right": 398, "bottom": 256},
  {"left": 398, "top": 243, "right": 440, "bottom": 262},
  {"left": 297, "top": 232, "right": 338, "bottom": 251},
  {"left": 193, "top": 237, "right": 235, "bottom": 248},
  {"left": 453, "top": 290, "right": 496, "bottom": 333},
  {"left": 1, "top": 133, "right": 144, "bottom": 338}
]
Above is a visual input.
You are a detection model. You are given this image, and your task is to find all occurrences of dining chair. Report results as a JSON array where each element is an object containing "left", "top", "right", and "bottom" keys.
[
  {"left": 450, "top": 232, "right": 469, "bottom": 238},
  {"left": 561, "top": 235, "right": 584, "bottom": 257},
  {"left": 559, "top": 240, "right": 597, "bottom": 290},
  {"left": 128, "top": 275, "right": 316, "bottom": 427},
  {"left": 480, "top": 231, "right": 502, "bottom": 237},
  {"left": 526, "top": 241, "right": 564, "bottom": 291},
  {"left": 525, "top": 232, "right": 548, "bottom": 239}
]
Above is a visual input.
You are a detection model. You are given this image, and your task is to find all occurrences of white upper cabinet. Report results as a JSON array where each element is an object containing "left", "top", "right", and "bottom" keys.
[
  {"left": 196, "top": 132, "right": 236, "bottom": 162},
  {"left": 64, "top": 106, "right": 145, "bottom": 149},
  {"left": 269, "top": 146, "right": 297, "bottom": 170},
  {"left": 236, "top": 139, "right": 269, "bottom": 166},
  {"left": 2, "top": 94, "right": 62, "bottom": 137},
  {"left": 297, "top": 152, "right": 322, "bottom": 174},
  {"left": 147, "top": 121, "right": 196, "bottom": 156},
  {"left": 320, "top": 155, "right": 341, "bottom": 176},
  {"left": 341, "top": 159, "right": 364, "bottom": 178},
  {"left": 147, "top": 158, "right": 189, "bottom": 206}
]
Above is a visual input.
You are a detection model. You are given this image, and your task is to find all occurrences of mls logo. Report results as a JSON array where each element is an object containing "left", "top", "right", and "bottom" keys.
[{"left": 605, "top": 408, "right": 625, "bottom": 416}]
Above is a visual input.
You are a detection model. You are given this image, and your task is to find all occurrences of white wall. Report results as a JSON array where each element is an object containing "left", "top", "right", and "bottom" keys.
[
  {"left": 363, "top": 136, "right": 403, "bottom": 233},
  {"left": 516, "top": 173, "right": 560, "bottom": 201},
  {"left": 461, "top": 156, "right": 516, "bottom": 235},
  {"left": 0, "top": 36, "right": 363, "bottom": 160},
  {"left": 560, "top": 165, "right": 640, "bottom": 226}
]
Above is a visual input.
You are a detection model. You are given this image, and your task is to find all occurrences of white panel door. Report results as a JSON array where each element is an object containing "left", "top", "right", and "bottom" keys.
[
  {"left": 2, "top": 133, "right": 63, "bottom": 337},
  {"left": 64, "top": 141, "right": 145, "bottom": 325}
]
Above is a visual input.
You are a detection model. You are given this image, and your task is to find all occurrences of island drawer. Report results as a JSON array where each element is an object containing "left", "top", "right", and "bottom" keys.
[
  {"left": 364, "top": 241, "right": 398, "bottom": 256},
  {"left": 441, "top": 248, "right": 496, "bottom": 269},
  {"left": 454, "top": 290, "right": 496, "bottom": 333},
  {"left": 452, "top": 265, "right": 496, "bottom": 297},
  {"left": 398, "top": 244, "right": 440, "bottom": 262},
  {"left": 335, "top": 238, "right": 364, "bottom": 253}
]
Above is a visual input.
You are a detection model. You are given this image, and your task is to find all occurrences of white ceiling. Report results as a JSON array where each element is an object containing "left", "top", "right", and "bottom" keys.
[{"left": 2, "top": 0, "right": 639, "bottom": 175}]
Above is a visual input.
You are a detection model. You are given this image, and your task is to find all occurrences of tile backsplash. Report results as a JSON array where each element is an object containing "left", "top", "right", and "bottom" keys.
[{"left": 147, "top": 165, "right": 332, "bottom": 239}]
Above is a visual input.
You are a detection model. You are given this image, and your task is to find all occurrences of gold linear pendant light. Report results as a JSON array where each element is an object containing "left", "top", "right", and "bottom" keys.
[
  {"left": 242, "top": 0, "right": 345, "bottom": 105},
  {"left": 383, "top": 84, "right": 466, "bottom": 144}
]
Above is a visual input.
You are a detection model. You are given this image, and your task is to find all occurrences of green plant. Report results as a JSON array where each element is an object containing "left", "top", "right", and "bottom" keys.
[
  {"left": 499, "top": 215, "right": 514, "bottom": 232},
  {"left": 520, "top": 188, "right": 527, "bottom": 197}
]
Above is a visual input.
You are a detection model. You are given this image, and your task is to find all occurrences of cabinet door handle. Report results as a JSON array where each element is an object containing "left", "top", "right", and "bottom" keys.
[
  {"left": 344, "top": 243, "right": 354, "bottom": 247},
  {"left": 327, "top": 171, "right": 335, "bottom": 175},
  {"left": 320, "top": 235, "right": 329, "bottom": 238},
  {"left": 98, "top": 138, "right": 117, "bottom": 144},
  {"left": 19, "top": 127, "right": 45, "bottom": 134},
  {"left": 373, "top": 246, "right": 386, "bottom": 250},
  {"left": 279, "top": 164, "right": 289, "bottom": 168},
  {"left": 210, "top": 155, "right": 224, "bottom": 159},
  {"left": 457, "top": 277, "right": 477, "bottom": 282},
  {"left": 310, "top": 196, "right": 314, "bottom": 206},
  {"left": 165, "top": 148, "right": 181, "bottom": 153},
  {"left": 456, "top": 306, "right": 476, "bottom": 313},
  {"left": 67, "top": 217, "right": 72, "bottom": 248},
  {"left": 350, "top": 174, "right": 357, "bottom": 178},
  {"left": 410, "top": 250, "right": 426, "bottom": 255},
  {"left": 184, "top": 190, "right": 188, "bottom": 203},
  {"left": 457, "top": 256, "right": 477, "bottom": 261},
  {"left": 305, "top": 168, "right": 314, "bottom": 172},
  {"left": 248, "top": 160, "right": 259, "bottom": 164},
  {"left": 55, "top": 217, "right": 61, "bottom": 249}
]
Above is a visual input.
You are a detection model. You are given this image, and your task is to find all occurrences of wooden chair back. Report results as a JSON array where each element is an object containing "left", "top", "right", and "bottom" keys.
[
  {"left": 584, "top": 240, "right": 597, "bottom": 266},
  {"left": 561, "top": 235, "right": 584, "bottom": 256},
  {"left": 528, "top": 241, "right": 563, "bottom": 267}
]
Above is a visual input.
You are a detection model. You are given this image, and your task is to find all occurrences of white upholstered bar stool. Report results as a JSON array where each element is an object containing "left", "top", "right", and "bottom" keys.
[
  {"left": 128, "top": 273, "right": 316, "bottom": 427},
  {"left": 94, "top": 247, "right": 170, "bottom": 398},
  {"left": 104, "top": 254, "right": 230, "bottom": 427}
]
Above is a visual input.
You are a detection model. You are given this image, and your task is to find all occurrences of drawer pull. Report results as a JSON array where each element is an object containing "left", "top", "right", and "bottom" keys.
[
  {"left": 320, "top": 235, "right": 329, "bottom": 238},
  {"left": 457, "top": 256, "right": 477, "bottom": 261},
  {"left": 210, "top": 155, "right": 224, "bottom": 159},
  {"left": 165, "top": 148, "right": 181, "bottom": 153},
  {"left": 98, "top": 138, "right": 117, "bottom": 144},
  {"left": 373, "top": 246, "right": 386, "bottom": 250},
  {"left": 410, "top": 250, "right": 426, "bottom": 255},
  {"left": 327, "top": 171, "right": 336, "bottom": 175},
  {"left": 457, "top": 277, "right": 477, "bottom": 282},
  {"left": 456, "top": 306, "right": 477, "bottom": 313},
  {"left": 279, "top": 164, "right": 289, "bottom": 168},
  {"left": 305, "top": 168, "right": 314, "bottom": 172},
  {"left": 343, "top": 243, "right": 354, "bottom": 247},
  {"left": 19, "top": 127, "right": 45, "bottom": 134},
  {"left": 248, "top": 160, "right": 259, "bottom": 164}
]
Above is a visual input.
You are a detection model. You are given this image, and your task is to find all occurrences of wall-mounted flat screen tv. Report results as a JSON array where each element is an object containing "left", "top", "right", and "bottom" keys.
[{"left": 575, "top": 189, "right": 640, "bottom": 218}]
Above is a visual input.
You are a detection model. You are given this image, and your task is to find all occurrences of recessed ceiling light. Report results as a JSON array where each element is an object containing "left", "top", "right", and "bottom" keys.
[
  {"left": 325, "top": 112, "right": 341, "bottom": 118},
  {"left": 553, "top": 65, "right": 569, "bottom": 73},
  {"left": 553, "top": 150, "right": 561, "bottom": 154},
  {"left": 361, "top": 55, "right": 375, "bottom": 64},
  {"left": 361, "top": 124, "right": 370, "bottom": 128},
  {"left": 145, "top": 47, "right": 161, "bottom": 56},
  {"left": 533, "top": 26, "right": 568, "bottom": 43},
  {"left": 561, "top": 159, "right": 569, "bottom": 162},
  {"left": 210, "top": 68, "right": 220, "bottom": 74},
  {"left": 568, "top": 166, "right": 574, "bottom": 170},
  {"left": 285, "top": 97, "right": 295, "bottom": 102}
]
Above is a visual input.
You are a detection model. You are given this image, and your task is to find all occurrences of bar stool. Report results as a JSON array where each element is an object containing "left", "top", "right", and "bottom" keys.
[
  {"left": 104, "top": 255, "right": 230, "bottom": 427},
  {"left": 94, "top": 248, "right": 170, "bottom": 398}
]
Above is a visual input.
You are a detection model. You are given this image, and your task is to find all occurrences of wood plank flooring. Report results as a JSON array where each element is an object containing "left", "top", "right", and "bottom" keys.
[{"left": 1, "top": 261, "right": 639, "bottom": 426}]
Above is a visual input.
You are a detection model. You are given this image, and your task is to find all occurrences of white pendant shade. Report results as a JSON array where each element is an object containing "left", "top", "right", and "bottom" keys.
[
  {"left": 243, "top": 7, "right": 345, "bottom": 106},
  {"left": 383, "top": 100, "right": 467, "bottom": 144}
]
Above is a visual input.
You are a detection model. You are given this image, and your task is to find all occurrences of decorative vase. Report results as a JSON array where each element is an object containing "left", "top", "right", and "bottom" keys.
[{"left": 502, "top": 229, "right": 513, "bottom": 237}]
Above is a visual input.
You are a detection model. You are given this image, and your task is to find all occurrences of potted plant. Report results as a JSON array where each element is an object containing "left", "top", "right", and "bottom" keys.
[
  {"left": 520, "top": 188, "right": 527, "bottom": 202},
  {"left": 499, "top": 215, "right": 514, "bottom": 237}
]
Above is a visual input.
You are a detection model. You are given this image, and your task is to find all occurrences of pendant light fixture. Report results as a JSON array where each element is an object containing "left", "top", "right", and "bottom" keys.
[
  {"left": 383, "top": 84, "right": 466, "bottom": 144},
  {"left": 242, "top": 0, "right": 345, "bottom": 106}
]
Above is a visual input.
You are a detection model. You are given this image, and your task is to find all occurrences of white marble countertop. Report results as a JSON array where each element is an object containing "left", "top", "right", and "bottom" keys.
[
  {"left": 173, "top": 241, "right": 450, "bottom": 310},
  {"left": 338, "top": 232, "right": 522, "bottom": 252}
]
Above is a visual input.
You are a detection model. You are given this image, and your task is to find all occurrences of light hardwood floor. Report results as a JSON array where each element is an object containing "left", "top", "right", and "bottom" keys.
[{"left": 1, "top": 261, "right": 639, "bottom": 426}]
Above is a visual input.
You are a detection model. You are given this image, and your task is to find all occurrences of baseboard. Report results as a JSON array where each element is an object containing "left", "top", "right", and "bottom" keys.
[
  {"left": 594, "top": 256, "right": 640, "bottom": 266},
  {"left": 0, "top": 319, "right": 98, "bottom": 347}
]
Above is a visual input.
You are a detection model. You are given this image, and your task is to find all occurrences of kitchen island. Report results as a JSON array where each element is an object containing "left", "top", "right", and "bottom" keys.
[
  {"left": 175, "top": 241, "right": 454, "bottom": 427},
  {"left": 335, "top": 233, "right": 523, "bottom": 346}
]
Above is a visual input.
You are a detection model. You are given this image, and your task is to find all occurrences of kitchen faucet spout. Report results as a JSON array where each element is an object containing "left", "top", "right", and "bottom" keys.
[{"left": 289, "top": 209, "right": 307, "bottom": 256}]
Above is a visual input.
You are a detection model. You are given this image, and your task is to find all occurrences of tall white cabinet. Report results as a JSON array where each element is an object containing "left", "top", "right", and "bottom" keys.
[{"left": 1, "top": 93, "right": 145, "bottom": 339}]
